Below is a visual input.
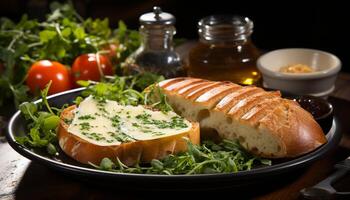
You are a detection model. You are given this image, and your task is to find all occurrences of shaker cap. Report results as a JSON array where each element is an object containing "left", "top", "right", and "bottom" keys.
[{"left": 139, "top": 6, "right": 175, "bottom": 25}]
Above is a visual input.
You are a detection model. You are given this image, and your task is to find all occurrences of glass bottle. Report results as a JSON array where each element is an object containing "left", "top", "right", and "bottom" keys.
[
  {"left": 187, "top": 15, "right": 261, "bottom": 85},
  {"left": 124, "top": 7, "right": 183, "bottom": 78}
]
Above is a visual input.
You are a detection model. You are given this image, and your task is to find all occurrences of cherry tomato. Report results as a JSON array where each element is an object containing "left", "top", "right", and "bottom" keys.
[
  {"left": 72, "top": 54, "right": 114, "bottom": 84},
  {"left": 26, "top": 60, "right": 72, "bottom": 95}
]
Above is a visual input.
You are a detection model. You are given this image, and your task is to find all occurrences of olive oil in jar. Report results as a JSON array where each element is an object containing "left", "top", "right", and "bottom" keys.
[{"left": 187, "top": 15, "right": 261, "bottom": 85}]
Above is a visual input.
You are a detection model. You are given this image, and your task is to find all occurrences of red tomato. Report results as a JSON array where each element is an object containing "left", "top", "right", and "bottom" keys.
[
  {"left": 26, "top": 60, "right": 72, "bottom": 95},
  {"left": 72, "top": 54, "right": 114, "bottom": 85}
]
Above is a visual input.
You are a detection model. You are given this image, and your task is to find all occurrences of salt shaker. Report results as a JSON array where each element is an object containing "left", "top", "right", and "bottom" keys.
[{"left": 125, "top": 7, "right": 183, "bottom": 78}]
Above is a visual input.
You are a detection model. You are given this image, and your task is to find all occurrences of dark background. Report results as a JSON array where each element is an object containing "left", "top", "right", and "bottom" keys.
[{"left": 1, "top": 0, "right": 349, "bottom": 72}]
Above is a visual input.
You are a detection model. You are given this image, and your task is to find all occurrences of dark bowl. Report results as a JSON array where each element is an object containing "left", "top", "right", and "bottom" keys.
[
  {"left": 291, "top": 95, "right": 334, "bottom": 133},
  {"left": 263, "top": 88, "right": 334, "bottom": 133},
  {"left": 6, "top": 88, "right": 341, "bottom": 190}
]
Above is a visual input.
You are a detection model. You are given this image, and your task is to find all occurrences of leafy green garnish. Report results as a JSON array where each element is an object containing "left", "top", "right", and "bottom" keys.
[
  {"left": 15, "top": 82, "right": 62, "bottom": 155},
  {"left": 135, "top": 113, "right": 187, "bottom": 129},
  {"left": 143, "top": 84, "right": 173, "bottom": 113},
  {"left": 77, "top": 73, "right": 164, "bottom": 108},
  {"left": 114, "top": 20, "right": 141, "bottom": 68},
  {"left": 0, "top": 1, "right": 140, "bottom": 107},
  {"left": 91, "top": 138, "right": 271, "bottom": 175}
]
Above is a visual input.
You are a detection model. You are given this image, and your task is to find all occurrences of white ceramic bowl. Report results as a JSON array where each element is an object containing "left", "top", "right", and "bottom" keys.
[{"left": 257, "top": 48, "right": 341, "bottom": 97}]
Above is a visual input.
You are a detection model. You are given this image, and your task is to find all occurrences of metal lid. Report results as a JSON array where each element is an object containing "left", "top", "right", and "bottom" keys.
[
  {"left": 198, "top": 15, "right": 254, "bottom": 42},
  {"left": 139, "top": 6, "right": 175, "bottom": 25}
]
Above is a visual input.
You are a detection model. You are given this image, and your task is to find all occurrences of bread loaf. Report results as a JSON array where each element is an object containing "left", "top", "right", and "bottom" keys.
[{"left": 156, "top": 77, "right": 327, "bottom": 158}]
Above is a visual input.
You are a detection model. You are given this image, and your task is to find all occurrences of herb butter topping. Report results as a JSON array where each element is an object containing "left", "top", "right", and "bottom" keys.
[{"left": 67, "top": 96, "right": 191, "bottom": 146}]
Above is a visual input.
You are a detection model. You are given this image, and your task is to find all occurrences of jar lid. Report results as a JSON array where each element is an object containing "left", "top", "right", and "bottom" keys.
[
  {"left": 139, "top": 7, "right": 175, "bottom": 25},
  {"left": 198, "top": 15, "right": 254, "bottom": 42}
]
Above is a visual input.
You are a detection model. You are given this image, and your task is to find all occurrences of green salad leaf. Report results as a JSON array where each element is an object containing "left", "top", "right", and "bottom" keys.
[
  {"left": 78, "top": 72, "right": 164, "bottom": 107},
  {"left": 91, "top": 138, "right": 271, "bottom": 175},
  {"left": 15, "top": 82, "right": 61, "bottom": 155},
  {"left": 0, "top": 1, "right": 140, "bottom": 107}
]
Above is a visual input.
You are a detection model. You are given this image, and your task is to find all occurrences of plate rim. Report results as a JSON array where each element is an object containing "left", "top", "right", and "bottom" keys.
[{"left": 5, "top": 88, "right": 342, "bottom": 180}]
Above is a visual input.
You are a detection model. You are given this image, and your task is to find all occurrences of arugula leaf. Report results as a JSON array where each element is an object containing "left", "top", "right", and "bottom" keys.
[
  {"left": 19, "top": 102, "right": 37, "bottom": 121},
  {"left": 42, "top": 115, "right": 60, "bottom": 131},
  {"left": 132, "top": 72, "right": 164, "bottom": 91},
  {"left": 9, "top": 84, "right": 30, "bottom": 108},
  {"left": 78, "top": 73, "right": 163, "bottom": 107},
  {"left": 92, "top": 138, "right": 272, "bottom": 175},
  {"left": 41, "top": 81, "right": 54, "bottom": 114},
  {"left": 47, "top": 143, "right": 58, "bottom": 155},
  {"left": 15, "top": 82, "right": 62, "bottom": 155},
  {"left": 100, "top": 157, "right": 116, "bottom": 170},
  {"left": 143, "top": 84, "right": 173, "bottom": 113}
]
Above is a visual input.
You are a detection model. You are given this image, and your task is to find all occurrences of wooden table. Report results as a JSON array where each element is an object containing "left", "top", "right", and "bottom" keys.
[{"left": 1, "top": 73, "right": 350, "bottom": 200}]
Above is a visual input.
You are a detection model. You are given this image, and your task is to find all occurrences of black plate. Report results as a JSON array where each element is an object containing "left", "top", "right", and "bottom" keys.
[{"left": 6, "top": 88, "right": 342, "bottom": 190}]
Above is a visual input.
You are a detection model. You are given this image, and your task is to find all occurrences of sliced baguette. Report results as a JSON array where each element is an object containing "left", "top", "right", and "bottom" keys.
[
  {"left": 58, "top": 105, "right": 200, "bottom": 166},
  {"left": 156, "top": 77, "right": 327, "bottom": 158}
]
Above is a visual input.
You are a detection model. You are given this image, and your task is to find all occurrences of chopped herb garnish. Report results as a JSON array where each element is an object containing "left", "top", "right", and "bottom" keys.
[
  {"left": 63, "top": 118, "right": 73, "bottom": 125},
  {"left": 132, "top": 122, "right": 140, "bottom": 127},
  {"left": 82, "top": 132, "right": 106, "bottom": 141},
  {"left": 110, "top": 115, "right": 121, "bottom": 129},
  {"left": 135, "top": 113, "right": 188, "bottom": 130},
  {"left": 97, "top": 106, "right": 108, "bottom": 113},
  {"left": 169, "top": 116, "right": 188, "bottom": 129},
  {"left": 79, "top": 122, "right": 91, "bottom": 131},
  {"left": 136, "top": 112, "right": 152, "bottom": 121},
  {"left": 108, "top": 131, "right": 135, "bottom": 143},
  {"left": 78, "top": 115, "right": 96, "bottom": 120}
]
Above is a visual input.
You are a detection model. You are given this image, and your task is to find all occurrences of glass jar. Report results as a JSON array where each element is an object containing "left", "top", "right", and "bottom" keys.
[
  {"left": 124, "top": 7, "right": 183, "bottom": 78},
  {"left": 187, "top": 15, "right": 261, "bottom": 85}
]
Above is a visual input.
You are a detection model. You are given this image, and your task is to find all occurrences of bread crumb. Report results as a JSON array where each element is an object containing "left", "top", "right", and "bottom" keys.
[{"left": 280, "top": 64, "right": 314, "bottom": 73}]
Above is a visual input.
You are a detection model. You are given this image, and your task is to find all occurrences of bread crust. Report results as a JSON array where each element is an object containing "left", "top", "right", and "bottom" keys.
[
  {"left": 158, "top": 77, "right": 327, "bottom": 158},
  {"left": 58, "top": 106, "right": 200, "bottom": 166}
]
